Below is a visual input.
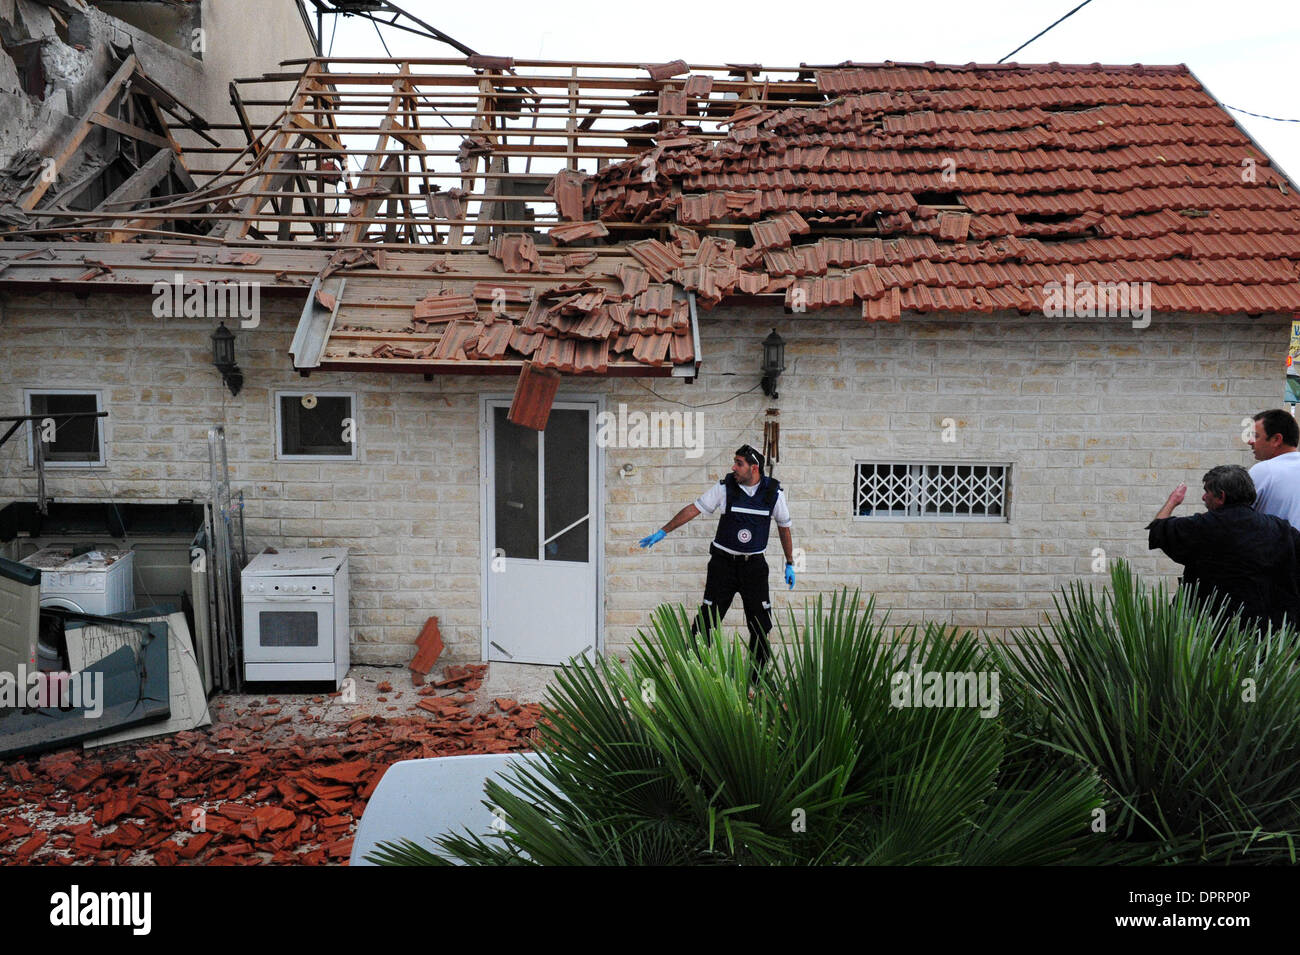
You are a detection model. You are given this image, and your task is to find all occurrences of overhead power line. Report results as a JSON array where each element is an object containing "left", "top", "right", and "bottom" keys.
[
  {"left": 1224, "top": 104, "right": 1300, "bottom": 123},
  {"left": 998, "top": 0, "right": 1096, "bottom": 64}
]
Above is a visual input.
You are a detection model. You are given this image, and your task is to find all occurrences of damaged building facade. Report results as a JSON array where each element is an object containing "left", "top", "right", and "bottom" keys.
[
  {"left": 2, "top": 44, "right": 1299, "bottom": 670},
  {"left": 2, "top": 0, "right": 314, "bottom": 197}
]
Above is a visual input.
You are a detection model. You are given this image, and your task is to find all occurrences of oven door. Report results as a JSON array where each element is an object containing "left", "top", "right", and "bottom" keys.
[{"left": 242, "top": 596, "right": 333, "bottom": 663}]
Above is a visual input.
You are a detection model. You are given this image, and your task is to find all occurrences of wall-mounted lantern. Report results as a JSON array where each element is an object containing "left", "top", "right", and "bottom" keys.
[
  {"left": 760, "top": 329, "right": 785, "bottom": 399},
  {"left": 211, "top": 321, "right": 243, "bottom": 397}
]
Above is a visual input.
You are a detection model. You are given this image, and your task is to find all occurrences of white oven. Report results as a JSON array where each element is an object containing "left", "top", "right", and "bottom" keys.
[{"left": 241, "top": 548, "right": 349, "bottom": 688}]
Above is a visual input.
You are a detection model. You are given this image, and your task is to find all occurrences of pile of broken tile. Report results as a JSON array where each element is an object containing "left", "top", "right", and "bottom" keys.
[{"left": 0, "top": 664, "right": 543, "bottom": 866}]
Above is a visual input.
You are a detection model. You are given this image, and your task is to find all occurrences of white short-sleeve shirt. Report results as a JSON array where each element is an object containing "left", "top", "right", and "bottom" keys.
[
  {"left": 1251, "top": 451, "right": 1300, "bottom": 530},
  {"left": 694, "top": 478, "right": 791, "bottom": 554}
]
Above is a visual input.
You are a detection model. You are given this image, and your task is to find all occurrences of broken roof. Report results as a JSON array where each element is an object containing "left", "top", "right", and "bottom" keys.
[{"left": 3, "top": 57, "right": 1299, "bottom": 377}]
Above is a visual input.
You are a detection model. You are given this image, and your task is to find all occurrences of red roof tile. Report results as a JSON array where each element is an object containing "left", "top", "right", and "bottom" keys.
[
  {"left": 626, "top": 239, "right": 684, "bottom": 282},
  {"left": 631, "top": 332, "right": 672, "bottom": 365},
  {"left": 533, "top": 336, "right": 577, "bottom": 373},
  {"left": 615, "top": 263, "right": 650, "bottom": 298},
  {"left": 509, "top": 327, "right": 544, "bottom": 356},
  {"left": 634, "top": 284, "right": 675, "bottom": 316},
  {"left": 863, "top": 287, "right": 901, "bottom": 322},
  {"left": 489, "top": 234, "right": 539, "bottom": 273},
  {"left": 547, "top": 169, "right": 588, "bottom": 221},
  {"left": 471, "top": 323, "right": 515, "bottom": 360},
  {"left": 471, "top": 282, "right": 533, "bottom": 304},
  {"left": 574, "top": 62, "right": 1300, "bottom": 318},
  {"left": 413, "top": 291, "right": 478, "bottom": 323},
  {"left": 548, "top": 220, "right": 611, "bottom": 245},
  {"left": 432, "top": 321, "right": 482, "bottom": 361},
  {"left": 572, "top": 339, "right": 610, "bottom": 374}
]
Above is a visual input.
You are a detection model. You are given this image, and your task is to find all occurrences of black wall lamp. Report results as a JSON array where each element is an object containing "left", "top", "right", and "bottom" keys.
[
  {"left": 211, "top": 322, "right": 243, "bottom": 397},
  {"left": 760, "top": 328, "right": 785, "bottom": 399}
]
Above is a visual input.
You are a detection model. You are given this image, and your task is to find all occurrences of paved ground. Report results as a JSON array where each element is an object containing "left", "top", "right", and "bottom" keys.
[{"left": 315, "top": 662, "right": 562, "bottom": 723}]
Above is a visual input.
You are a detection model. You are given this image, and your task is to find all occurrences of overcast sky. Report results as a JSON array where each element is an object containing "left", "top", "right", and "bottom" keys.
[{"left": 318, "top": 0, "right": 1300, "bottom": 179}]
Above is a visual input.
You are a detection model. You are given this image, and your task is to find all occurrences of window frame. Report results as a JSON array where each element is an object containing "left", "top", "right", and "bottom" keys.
[
  {"left": 853, "top": 460, "right": 1012, "bottom": 523},
  {"left": 23, "top": 388, "right": 106, "bottom": 468},
  {"left": 273, "top": 390, "right": 359, "bottom": 461}
]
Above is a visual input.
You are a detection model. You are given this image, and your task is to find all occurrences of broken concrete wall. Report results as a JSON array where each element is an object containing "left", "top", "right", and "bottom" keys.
[{"left": 0, "top": 0, "right": 314, "bottom": 191}]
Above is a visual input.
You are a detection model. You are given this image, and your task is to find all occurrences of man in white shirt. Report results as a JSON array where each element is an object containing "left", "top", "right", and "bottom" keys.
[
  {"left": 638, "top": 444, "right": 794, "bottom": 673},
  {"left": 1248, "top": 408, "right": 1300, "bottom": 530}
]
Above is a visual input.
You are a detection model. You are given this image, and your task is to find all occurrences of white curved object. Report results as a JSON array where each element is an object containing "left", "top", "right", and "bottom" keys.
[{"left": 350, "top": 752, "right": 546, "bottom": 866}]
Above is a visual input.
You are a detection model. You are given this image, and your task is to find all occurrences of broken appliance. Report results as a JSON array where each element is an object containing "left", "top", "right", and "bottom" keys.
[
  {"left": 0, "top": 500, "right": 220, "bottom": 691},
  {"left": 20, "top": 546, "right": 135, "bottom": 672},
  {"left": 20, "top": 546, "right": 135, "bottom": 616},
  {"left": 241, "top": 548, "right": 349, "bottom": 688}
]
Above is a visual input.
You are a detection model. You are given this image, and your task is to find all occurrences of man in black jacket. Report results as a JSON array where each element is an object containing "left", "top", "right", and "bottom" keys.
[{"left": 1147, "top": 464, "right": 1300, "bottom": 630}]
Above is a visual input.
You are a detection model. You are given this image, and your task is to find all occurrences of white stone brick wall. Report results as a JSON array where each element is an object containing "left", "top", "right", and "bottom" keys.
[{"left": 0, "top": 289, "right": 1290, "bottom": 661}]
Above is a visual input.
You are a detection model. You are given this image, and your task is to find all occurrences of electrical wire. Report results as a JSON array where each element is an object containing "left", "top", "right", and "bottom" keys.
[
  {"left": 997, "top": 0, "right": 1095, "bottom": 64},
  {"left": 1224, "top": 104, "right": 1300, "bottom": 123},
  {"left": 371, "top": 16, "right": 394, "bottom": 58},
  {"left": 631, "top": 380, "right": 763, "bottom": 409}
]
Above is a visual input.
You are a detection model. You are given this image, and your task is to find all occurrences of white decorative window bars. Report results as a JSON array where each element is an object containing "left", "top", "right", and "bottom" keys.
[{"left": 855, "top": 462, "right": 1009, "bottom": 521}]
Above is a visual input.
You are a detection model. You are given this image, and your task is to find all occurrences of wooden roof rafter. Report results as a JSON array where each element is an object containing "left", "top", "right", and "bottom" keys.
[{"left": 5, "top": 56, "right": 824, "bottom": 247}]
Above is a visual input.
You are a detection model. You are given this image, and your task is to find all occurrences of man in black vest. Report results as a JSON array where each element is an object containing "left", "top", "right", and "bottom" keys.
[{"left": 638, "top": 444, "right": 795, "bottom": 671}]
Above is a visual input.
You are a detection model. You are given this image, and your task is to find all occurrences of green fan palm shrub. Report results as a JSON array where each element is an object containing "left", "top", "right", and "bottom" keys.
[
  {"left": 994, "top": 559, "right": 1300, "bottom": 864},
  {"left": 369, "top": 590, "right": 1108, "bottom": 866}
]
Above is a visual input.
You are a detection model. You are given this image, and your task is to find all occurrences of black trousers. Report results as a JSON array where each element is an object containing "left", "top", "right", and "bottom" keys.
[{"left": 692, "top": 545, "right": 774, "bottom": 671}]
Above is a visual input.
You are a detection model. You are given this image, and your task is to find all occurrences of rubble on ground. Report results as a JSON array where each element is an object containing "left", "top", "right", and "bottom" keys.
[{"left": 0, "top": 664, "right": 544, "bottom": 865}]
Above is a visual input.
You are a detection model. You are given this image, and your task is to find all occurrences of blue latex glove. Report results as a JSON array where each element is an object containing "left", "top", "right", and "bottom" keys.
[
  {"left": 784, "top": 563, "right": 796, "bottom": 589},
  {"left": 639, "top": 529, "right": 666, "bottom": 549}
]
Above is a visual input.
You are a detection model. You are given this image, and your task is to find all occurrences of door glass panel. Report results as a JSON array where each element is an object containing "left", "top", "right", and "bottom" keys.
[
  {"left": 494, "top": 407, "right": 539, "bottom": 559},
  {"left": 544, "top": 409, "right": 589, "bottom": 562}
]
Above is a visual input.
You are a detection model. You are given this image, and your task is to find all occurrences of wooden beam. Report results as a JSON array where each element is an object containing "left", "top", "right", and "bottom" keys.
[
  {"left": 20, "top": 54, "right": 139, "bottom": 211},
  {"left": 97, "top": 148, "right": 174, "bottom": 210},
  {"left": 213, "top": 75, "right": 321, "bottom": 240},
  {"left": 341, "top": 65, "right": 414, "bottom": 245},
  {"left": 90, "top": 111, "right": 170, "bottom": 150}
]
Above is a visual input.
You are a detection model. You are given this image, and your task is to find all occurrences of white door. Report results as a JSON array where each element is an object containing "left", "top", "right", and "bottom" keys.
[{"left": 483, "top": 400, "right": 600, "bottom": 664}]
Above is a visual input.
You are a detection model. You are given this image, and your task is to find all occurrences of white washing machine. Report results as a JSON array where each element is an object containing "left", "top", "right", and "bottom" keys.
[{"left": 21, "top": 546, "right": 136, "bottom": 616}]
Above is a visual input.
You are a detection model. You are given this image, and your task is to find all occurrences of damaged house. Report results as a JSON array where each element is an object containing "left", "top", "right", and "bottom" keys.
[{"left": 2, "top": 39, "right": 1300, "bottom": 681}]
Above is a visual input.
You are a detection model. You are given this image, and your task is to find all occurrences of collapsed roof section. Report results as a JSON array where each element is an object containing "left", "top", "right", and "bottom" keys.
[
  {"left": 0, "top": 51, "right": 214, "bottom": 237},
  {"left": 4, "top": 56, "right": 1300, "bottom": 382}
]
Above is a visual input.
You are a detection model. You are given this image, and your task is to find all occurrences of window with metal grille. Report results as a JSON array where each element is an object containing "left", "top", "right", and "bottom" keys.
[{"left": 854, "top": 462, "right": 1009, "bottom": 521}]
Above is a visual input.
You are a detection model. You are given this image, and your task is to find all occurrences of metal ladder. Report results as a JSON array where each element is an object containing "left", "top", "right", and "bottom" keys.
[{"left": 207, "top": 426, "right": 246, "bottom": 692}]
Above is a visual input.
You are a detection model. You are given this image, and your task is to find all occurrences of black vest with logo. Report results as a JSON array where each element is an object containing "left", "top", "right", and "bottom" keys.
[{"left": 713, "top": 474, "right": 781, "bottom": 553}]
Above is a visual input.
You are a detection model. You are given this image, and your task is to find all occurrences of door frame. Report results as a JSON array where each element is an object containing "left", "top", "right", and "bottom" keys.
[{"left": 478, "top": 393, "right": 606, "bottom": 663}]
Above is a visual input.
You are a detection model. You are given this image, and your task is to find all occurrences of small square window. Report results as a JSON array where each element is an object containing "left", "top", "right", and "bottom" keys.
[
  {"left": 25, "top": 391, "right": 105, "bottom": 467},
  {"left": 275, "top": 392, "right": 357, "bottom": 460}
]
